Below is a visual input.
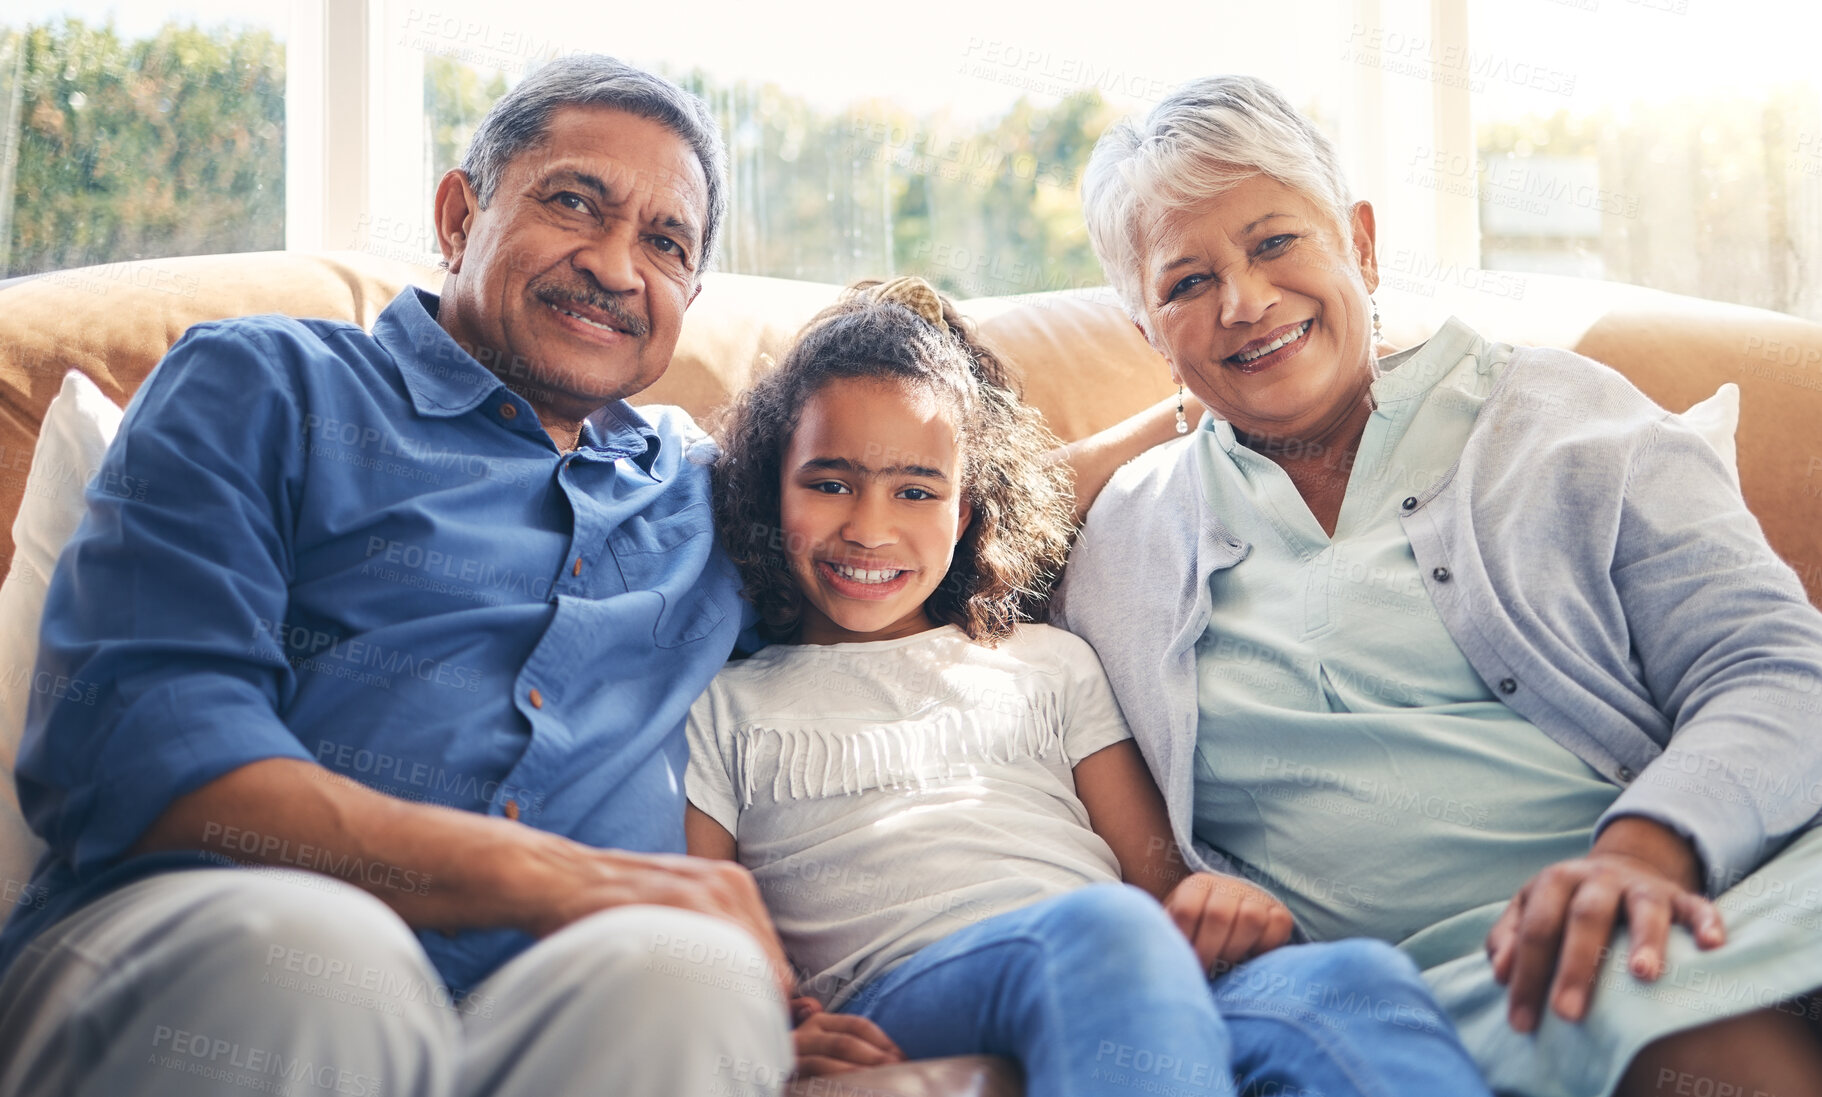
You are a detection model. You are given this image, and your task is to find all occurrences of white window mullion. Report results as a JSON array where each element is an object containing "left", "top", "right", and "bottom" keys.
[
  {"left": 1429, "top": 0, "right": 1478, "bottom": 271},
  {"left": 1338, "top": 0, "right": 1478, "bottom": 292},
  {"left": 368, "top": 4, "right": 431, "bottom": 265},
  {"left": 286, "top": 0, "right": 373, "bottom": 253}
]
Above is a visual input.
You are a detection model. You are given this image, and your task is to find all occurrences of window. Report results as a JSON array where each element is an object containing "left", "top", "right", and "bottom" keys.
[
  {"left": 8, "top": 0, "right": 1820, "bottom": 322},
  {"left": 1466, "top": 0, "right": 1822, "bottom": 320},
  {"left": 390, "top": 0, "right": 1361, "bottom": 299},
  {"left": 0, "top": 5, "right": 284, "bottom": 279}
]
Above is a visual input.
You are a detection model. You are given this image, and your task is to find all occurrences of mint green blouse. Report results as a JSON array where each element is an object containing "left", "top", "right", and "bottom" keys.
[{"left": 1191, "top": 340, "right": 1620, "bottom": 968}]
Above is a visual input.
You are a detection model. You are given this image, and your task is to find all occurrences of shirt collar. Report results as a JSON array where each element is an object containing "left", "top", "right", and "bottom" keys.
[
  {"left": 1371, "top": 315, "right": 1486, "bottom": 405},
  {"left": 373, "top": 287, "right": 665, "bottom": 475},
  {"left": 582, "top": 402, "right": 665, "bottom": 476},
  {"left": 375, "top": 287, "right": 507, "bottom": 418}
]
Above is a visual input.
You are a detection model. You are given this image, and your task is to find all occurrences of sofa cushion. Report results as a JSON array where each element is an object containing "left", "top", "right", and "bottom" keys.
[
  {"left": 1679, "top": 382, "right": 1740, "bottom": 486},
  {"left": 0, "top": 371, "right": 123, "bottom": 894},
  {"left": 0, "top": 252, "right": 441, "bottom": 576}
]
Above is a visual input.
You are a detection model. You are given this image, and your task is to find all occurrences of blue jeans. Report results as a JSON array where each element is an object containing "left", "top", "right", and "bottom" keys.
[{"left": 838, "top": 884, "right": 1490, "bottom": 1097}]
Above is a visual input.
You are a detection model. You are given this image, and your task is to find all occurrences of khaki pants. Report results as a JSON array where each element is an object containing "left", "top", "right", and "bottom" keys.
[{"left": 0, "top": 867, "right": 792, "bottom": 1097}]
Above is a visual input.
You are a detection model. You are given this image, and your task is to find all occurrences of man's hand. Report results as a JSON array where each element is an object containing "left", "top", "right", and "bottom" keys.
[
  {"left": 789, "top": 996, "right": 905, "bottom": 1077},
  {"left": 1485, "top": 816, "right": 1726, "bottom": 1032},
  {"left": 511, "top": 833, "right": 797, "bottom": 1001},
  {"left": 1164, "top": 872, "right": 1295, "bottom": 973}
]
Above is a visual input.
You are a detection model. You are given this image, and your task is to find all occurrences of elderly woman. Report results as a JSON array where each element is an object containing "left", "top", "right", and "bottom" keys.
[{"left": 1055, "top": 75, "right": 1822, "bottom": 1096}]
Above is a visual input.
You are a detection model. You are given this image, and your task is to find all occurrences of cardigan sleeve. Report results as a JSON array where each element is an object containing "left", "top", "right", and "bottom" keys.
[{"left": 1598, "top": 416, "right": 1822, "bottom": 894}]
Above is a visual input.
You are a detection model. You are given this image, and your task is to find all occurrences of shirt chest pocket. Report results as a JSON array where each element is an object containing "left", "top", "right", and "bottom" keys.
[{"left": 606, "top": 502, "right": 726, "bottom": 648}]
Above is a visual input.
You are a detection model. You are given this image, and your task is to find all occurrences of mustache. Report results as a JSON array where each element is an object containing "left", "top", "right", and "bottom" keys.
[{"left": 533, "top": 283, "right": 649, "bottom": 337}]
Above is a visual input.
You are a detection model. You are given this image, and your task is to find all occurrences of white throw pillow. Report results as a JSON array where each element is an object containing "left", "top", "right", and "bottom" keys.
[
  {"left": 0, "top": 371, "right": 123, "bottom": 895},
  {"left": 1674, "top": 381, "right": 1741, "bottom": 487}
]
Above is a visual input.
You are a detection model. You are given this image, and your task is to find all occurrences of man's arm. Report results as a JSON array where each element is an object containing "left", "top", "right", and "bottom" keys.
[
  {"left": 1050, "top": 393, "right": 1203, "bottom": 522},
  {"left": 138, "top": 760, "right": 790, "bottom": 981}
]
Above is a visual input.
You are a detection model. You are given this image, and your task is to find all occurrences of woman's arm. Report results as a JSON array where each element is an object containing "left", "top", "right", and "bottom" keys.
[
  {"left": 1074, "top": 740, "right": 1293, "bottom": 969},
  {"left": 1479, "top": 388, "right": 1822, "bottom": 1032},
  {"left": 1050, "top": 393, "right": 1204, "bottom": 522}
]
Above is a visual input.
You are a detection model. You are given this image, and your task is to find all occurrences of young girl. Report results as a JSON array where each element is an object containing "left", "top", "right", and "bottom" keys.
[{"left": 686, "top": 277, "right": 1492, "bottom": 1096}]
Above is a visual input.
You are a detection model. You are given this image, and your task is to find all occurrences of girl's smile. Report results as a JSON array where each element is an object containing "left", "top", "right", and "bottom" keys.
[{"left": 814, "top": 559, "right": 915, "bottom": 600}]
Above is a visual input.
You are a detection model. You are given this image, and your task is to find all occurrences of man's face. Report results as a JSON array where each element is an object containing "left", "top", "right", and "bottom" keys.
[{"left": 435, "top": 105, "right": 709, "bottom": 417}]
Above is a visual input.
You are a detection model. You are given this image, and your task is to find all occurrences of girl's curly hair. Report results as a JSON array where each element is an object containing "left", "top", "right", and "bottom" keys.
[{"left": 711, "top": 281, "right": 1076, "bottom": 646}]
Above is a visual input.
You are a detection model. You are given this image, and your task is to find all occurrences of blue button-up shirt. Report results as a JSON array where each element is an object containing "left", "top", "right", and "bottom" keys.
[{"left": 2, "top": 288, "right": 746, "bottom": 994}]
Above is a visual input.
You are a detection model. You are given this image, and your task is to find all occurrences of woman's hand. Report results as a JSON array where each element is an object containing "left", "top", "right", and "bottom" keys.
[
  {"left": 789, "top": 996, "right": 907, "bottom": 1077},
  {"left": 1164, "top": 872, "right": 1296, "bottom": 973},
  {"left": 1485, "top": 817, "right": 1727, "bottom": 1032}
]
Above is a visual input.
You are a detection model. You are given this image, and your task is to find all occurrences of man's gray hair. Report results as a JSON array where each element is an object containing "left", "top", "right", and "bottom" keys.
[
  {"left": 1081, "top": 75, "right": 1352, "bottom": 334},
  {"left": 459, "top": 54, "right": 730, "bottom": 275}
]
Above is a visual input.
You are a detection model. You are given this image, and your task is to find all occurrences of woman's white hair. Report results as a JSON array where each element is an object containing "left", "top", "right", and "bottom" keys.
[{"left": 1082, "top": 75, "right": 1353, "bottom": 334}]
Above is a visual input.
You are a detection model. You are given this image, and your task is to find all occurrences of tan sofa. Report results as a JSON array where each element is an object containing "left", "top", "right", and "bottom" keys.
[
  {"left": 4, "top": 251, "right": 1822, "bottom": 604},
  {"left": 2, "top": 250, "right": 1821, "bottom": 1096}
]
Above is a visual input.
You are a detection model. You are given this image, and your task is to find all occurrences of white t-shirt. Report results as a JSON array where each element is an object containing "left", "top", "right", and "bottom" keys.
[{"left": 686, "top": 623, "right": 1132, "bottom": 1007}]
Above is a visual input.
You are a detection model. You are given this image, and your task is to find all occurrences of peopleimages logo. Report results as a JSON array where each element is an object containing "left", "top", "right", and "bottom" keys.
[
  {"left": 301, "top": 414, "right": 531, "bottom": 487},
  {"left": 1339, "top": 25, "right": 1578, "bottom": 97},
  {"left": 253, "top": 617, "right": 486, "bottom": 693},
  {"left": 313, "top": 739, "right": 545, "bottom": 816},
  {"left": 150, "top": 1025, "right": 383, "bottom": 1095},
  {"left": 200, "top": 822, "right": 432, "bottom": 897},
  {"left": 360, "top": 537, "right": 552, "bottom": 604}
]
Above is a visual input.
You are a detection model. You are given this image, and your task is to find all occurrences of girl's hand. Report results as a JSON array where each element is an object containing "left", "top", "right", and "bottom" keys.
[
  {"left": 1485, "top": 817, "right": 1727, "bottom": 1033},
  {"left": 790, "top": 996, "right": 907, "bottom": 1077},
  {"left": 1164, "top": 872, "right": 1295, "bottom": 973}
]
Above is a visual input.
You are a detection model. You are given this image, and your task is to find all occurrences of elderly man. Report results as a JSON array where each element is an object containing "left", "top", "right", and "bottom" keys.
[{"left": 0, "top": 56, "right": 794, "bottom": 1097}]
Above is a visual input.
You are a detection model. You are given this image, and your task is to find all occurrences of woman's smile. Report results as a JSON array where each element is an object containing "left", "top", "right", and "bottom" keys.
[{"left": 1228, "top": 319, "right": 1313, "bottom": 374}]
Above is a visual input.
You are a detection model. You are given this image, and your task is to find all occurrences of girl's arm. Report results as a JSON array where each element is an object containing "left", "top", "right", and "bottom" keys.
[
  {"left": 1071, "top": 740, "right": 1189, "bottom": 900},
  {"left": 686, "top": 805, "right": 906, "bottom": 1076},
  {"left": 685, "top": 803, "right": 739, "bottom": 860},
  {"left": 1074, "top": 740, "right": 1294, "bottom": 970}
]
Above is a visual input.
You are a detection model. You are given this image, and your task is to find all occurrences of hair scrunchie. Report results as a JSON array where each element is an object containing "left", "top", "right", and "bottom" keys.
[{"left": 865, "top": 276, "right": 949, "bottom": 334}]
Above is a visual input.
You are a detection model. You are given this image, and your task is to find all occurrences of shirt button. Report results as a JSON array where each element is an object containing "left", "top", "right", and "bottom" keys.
[
  {"left": 499, "top": 403, "right": 518, "bottom": 420},
  {"left": 503, "top": 800, "right": 521, "bottom": 822},
  {"left": 1617, "top": 766, "right": 1636, "bottom": 783},
  {"left": 572, "top": 556, "right": 583, "bottom": 577},
  {"left": 1498, "top": 677, "right": 1518, "bottom": 695},
  {"left": 1431, "top": 567, "right": 1451, "bottom": 582},
  {"left": 528, "top": 687, "right": 544, "bottom": 709},
  {"left": 1401, "top": 496, "right": 1418, "bottom": 511}
]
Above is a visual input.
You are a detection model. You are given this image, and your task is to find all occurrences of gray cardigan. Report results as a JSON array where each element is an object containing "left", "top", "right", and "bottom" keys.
[{"left": 1054, "top": 318, "right": 1822, "bottom": 898}]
